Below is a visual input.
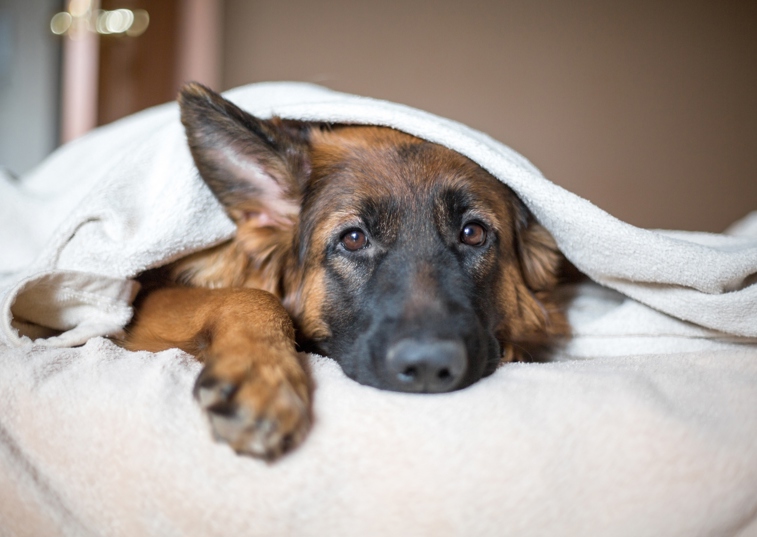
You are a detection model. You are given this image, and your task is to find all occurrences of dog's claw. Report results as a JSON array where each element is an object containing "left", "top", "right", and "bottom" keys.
[
  {"left": 194, "top": 372, "right": 238, "bottom": 407},
  {"left": 194, "top": 359, "right": 311, "bottom": 461}
]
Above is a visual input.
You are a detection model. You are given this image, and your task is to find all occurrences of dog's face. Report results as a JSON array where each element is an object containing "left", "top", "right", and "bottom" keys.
[
  {"left": 297, "top": 127, "right": 547, "bottom": 391},
  {"left": 174, "top": 84, "right": 567, "bottom": 393}
]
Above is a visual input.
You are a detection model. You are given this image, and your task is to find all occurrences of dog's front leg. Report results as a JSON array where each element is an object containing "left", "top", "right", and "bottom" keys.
[{"left": 124, "top": 286, "right": 311, "bottom": 461}]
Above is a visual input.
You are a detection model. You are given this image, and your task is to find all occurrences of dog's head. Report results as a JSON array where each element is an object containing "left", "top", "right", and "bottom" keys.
[{"left": 174, "top": 83, "right": 568, "bottom": 393}]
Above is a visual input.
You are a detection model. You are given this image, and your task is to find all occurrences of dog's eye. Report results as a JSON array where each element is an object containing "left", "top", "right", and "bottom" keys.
[
  {"left": 341, "top": 229, "right": 368, "bottom": 251},
  {"left": 460, "top": 222, "right": 487, "bottom": 246}
]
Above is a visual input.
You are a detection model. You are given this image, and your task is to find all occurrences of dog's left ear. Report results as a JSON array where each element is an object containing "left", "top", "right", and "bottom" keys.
[
  {"left": 499, "top": 204, "right": 568, "bottom": 360},
  {"left": 178, "top": 82, "right": 310, "bottom": 228},
  {"left": 515, "top": 207, "right": 562, "bottom": 293}
]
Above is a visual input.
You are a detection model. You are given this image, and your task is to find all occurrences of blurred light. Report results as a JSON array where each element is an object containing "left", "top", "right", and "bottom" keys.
[
  {"left": 52, "top": 5, "right": 149, "bottom": 38},
  {"left": 50, "top": 12, "right": 73, "bottom": 35},
  {"left": 101, "top": 9, "right": 133, "bottom": 34},
  {"left": 68, "top": 16, "right": 91, "bottom": 39},
  {"left": 68, "top": 0, "right": 91, "bottom": 18},
  {"left": 126, "top": 10, "right": 149, "bottom": 37},
  {"left": 94, "top": 11, "right": 106, "bottom": 34}
]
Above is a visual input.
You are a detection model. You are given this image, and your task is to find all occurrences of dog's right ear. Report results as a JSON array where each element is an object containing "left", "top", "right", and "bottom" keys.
[{"left": 178, "top": 82, "right": 310, "bottom": 228}]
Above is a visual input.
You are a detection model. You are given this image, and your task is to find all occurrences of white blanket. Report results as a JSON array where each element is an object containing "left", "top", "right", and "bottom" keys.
[{"left": 1, "top": 83, "right": 756, "bottom": 536}]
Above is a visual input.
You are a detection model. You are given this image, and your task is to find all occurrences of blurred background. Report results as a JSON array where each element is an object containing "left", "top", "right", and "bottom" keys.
[{"left": 0, "top": 0, "right": 755, "bottom": 232}]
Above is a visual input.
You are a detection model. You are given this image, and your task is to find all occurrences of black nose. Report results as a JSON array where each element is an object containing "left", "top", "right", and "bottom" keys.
[{"left": 385, "top": 339, "right": 467, "bottom": 393}]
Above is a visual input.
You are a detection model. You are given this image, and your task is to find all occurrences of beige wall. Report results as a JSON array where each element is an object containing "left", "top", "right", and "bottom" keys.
[{"left": 223, "top": 0, "right": 757, "bottom": 232}]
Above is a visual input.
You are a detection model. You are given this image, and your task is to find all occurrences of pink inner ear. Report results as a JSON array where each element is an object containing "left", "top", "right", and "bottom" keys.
[{"left": 243, "top": 210, "right": 278, "bottom": 227}]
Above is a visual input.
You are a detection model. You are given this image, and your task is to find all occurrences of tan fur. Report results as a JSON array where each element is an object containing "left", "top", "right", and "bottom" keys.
[{"left": 126, "top": 286, "right": 311, "bottom": 460}]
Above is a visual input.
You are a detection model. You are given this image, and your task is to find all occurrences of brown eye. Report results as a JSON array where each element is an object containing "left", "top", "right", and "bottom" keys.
[
  {"left": 341, "top": 229, "right": 368, "bottom": 251},
  {"left": 460, "top": 222, "right": 487, "bottom": 246}
]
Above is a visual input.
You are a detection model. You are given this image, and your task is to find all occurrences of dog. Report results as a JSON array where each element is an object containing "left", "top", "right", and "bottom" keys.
[{"left": 123, "top": 83, "right": 568, "bottom": 460}]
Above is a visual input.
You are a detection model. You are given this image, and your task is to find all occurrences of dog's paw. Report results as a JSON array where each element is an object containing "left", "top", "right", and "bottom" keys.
[{"left": 193, "top": 354, "right": 311, "bottom": 461}]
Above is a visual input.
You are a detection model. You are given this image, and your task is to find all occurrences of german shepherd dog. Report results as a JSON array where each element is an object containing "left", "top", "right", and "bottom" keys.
[{"left": 124, "top": 83, "right": 568, "bottom": 460}]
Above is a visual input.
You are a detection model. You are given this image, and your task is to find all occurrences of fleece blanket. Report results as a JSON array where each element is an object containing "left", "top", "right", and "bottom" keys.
[{"left": 1, "top": 83, "right": 756, "bottom": 536}]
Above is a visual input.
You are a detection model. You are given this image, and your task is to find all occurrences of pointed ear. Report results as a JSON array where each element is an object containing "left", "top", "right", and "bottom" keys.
[
  {"left": 515, "top": 204, "right": 562, "bottom": 292},
  {"left": 178, "top": 82, "right": 310, "bottom": 228}
]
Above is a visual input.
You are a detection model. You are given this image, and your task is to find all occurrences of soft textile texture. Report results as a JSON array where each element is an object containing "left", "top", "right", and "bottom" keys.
[{"left": 1, "top": 83, "right": 756, "bottom": 536}]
